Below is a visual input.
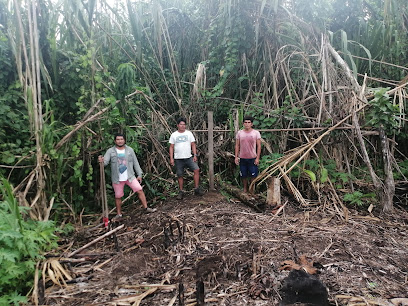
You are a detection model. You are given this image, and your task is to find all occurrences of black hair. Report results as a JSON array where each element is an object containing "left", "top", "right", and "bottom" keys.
[
  {"left": 177, "top": 117, "right": 187, "bottom": 124},
  {"left": 114, "top": 133, "right": 126, "bottom": 141},
  {"left": 243, "top": 116, "right": 254, "bottom": 122},
  {"left": 280, "top": 270, "right": 328, "bottom": 305}
]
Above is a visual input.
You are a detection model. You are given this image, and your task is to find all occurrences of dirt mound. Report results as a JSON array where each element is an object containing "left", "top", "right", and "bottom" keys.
[{"left": 45, "top": 191, "right": 408, "bottom": 305}]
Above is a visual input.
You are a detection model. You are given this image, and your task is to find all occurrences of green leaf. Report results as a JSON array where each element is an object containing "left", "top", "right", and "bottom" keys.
[
  {"left": 303, "top": 169, "right": 316, "bottom": 182},
  {"left": 320, "top": 167, "right": 328, "bottom": 183}
]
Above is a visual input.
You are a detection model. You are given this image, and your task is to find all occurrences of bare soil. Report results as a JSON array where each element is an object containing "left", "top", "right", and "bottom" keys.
[{"left": 45, "top": 191, "right": 408, "bottom": 305}]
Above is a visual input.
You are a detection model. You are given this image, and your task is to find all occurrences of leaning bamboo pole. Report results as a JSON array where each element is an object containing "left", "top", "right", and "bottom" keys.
[{"left": 328, "top": 39, "right": 397, "bottom": 212}]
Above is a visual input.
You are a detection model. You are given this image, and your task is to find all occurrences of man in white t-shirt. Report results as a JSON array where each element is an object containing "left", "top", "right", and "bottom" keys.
[
  {"left": 99, "top": 134, "right": 156, "bottom": 220},
  {"left": 169, "top": 118, "right": 204, "bottom": 200},
  {"left": 235, "top": 116, "right": 262, "bottom": 193}
]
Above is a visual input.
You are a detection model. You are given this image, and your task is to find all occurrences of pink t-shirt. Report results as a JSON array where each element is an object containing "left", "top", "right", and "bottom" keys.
[{"left": 236, "top": 129, "right": 261, "bottom": 159}]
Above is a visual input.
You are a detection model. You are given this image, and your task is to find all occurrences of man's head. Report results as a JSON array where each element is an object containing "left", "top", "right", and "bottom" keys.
[
  {"left": 114, "top": 133, "right": 126, "bottom": 148},
  {"left": 177, "top": 117, "right": 187, "bottom": 132},
  {"left": 243, "top": 116, "right": 254, "bottom": 130}
]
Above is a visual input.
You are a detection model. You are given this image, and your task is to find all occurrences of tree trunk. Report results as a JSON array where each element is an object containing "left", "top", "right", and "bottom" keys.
[
  {"left": 379, "top": 127, "right": 395, "bottom": 212},
  {"left": 352, "top": 110, "right": 382, "bottom": 190}
]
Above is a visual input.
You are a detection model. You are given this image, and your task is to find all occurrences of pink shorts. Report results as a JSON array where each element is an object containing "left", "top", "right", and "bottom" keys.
[{"left": 113, "top": 179, "right": 142, "bottom": 198}]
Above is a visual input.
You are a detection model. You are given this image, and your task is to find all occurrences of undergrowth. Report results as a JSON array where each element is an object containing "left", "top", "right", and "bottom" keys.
[{"left": 0, "top": 178, "right": 59, "bottom": 305}]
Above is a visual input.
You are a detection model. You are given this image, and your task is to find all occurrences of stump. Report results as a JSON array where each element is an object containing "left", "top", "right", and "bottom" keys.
[{"left": 266, "top": 177, "right": 281, "bottom": 207}]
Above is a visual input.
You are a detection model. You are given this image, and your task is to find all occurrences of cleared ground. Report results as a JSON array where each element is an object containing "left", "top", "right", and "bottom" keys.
[{"left": 46, "top": 191, "right": 408, "bottom": 305}]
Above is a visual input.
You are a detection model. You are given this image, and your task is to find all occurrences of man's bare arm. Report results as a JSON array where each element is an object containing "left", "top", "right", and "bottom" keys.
[
  {"left": 255, "top": 138, "right": 261, "bottom": 165},
  {"left": 169, "top": 143, "right": 175, "bottom": 166},
  {"left": 235, "top": 138, "right": 240, "bottom": 165},
  {"left": 191, "top": 142, "right": 197, "bottom": 162}
]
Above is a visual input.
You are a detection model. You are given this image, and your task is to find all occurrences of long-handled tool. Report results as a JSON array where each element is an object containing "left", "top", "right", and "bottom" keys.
[{"left": 99, "top": 159, "right": 109, "bottom": 228}]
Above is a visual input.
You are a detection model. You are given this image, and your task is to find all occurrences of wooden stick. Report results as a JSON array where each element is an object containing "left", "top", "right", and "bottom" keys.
[
  {"left": 185, "top": 298, "right": 219, "bottom": 305},
  {"left": 179, "top": 283, "right": 185, "bottom": 306},
  {"left": 208, "top": 111, "right": 215, "bottom": 191},
  {"left": 124, "top": 284, "right": 177, "bottom": 290},
  {"left": 67, "top": 224, "right": 124, "bottom": 257},
  {"left": 269, "top": 201, "right": 288, "bottom": 221},
  {"left": 168, "top": 294, "right": 178, "bottom": 306},
  {"left": 196, "top": 280, "right": 205, "bottom": 306},
  {"left": 190, "top": 126, "right": 358, "bottom": 132},
  {"left": 94, "top": 257, "right": 114, "bottom": 270},
  {"left": 70, "top": 252, "right": 117, "bottom": 257}
]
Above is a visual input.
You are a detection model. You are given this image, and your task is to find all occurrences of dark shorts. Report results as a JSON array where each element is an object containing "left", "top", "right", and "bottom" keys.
[
  {"left": 175, "top": 157, "right": 199, "bottom": 177},
  {"left": 239, "top": 158, "right": 259, "bottom": 178}
]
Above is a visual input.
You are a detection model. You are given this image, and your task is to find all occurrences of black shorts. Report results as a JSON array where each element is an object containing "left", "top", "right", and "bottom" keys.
[
  {"left": 239, "top": 158, "right": 259, "bottom": 178},
  {"left": 175, "top": 157, "right": 199, "bottom": 177}
]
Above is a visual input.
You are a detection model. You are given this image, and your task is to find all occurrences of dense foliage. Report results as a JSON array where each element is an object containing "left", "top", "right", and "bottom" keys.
[
  {"left": 0, "top": 0, "right": 407, "bottom": 250},
  {"left": 0, "top": 0, "right": 406, "bottom": 208}
]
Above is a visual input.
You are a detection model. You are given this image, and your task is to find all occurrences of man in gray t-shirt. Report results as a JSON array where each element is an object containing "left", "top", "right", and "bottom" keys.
[
  {"left": 99, "top": 133, "right": 156, "bottom": 220},
  {"left": 169, "top": 118, "right": 204, "bottom": 200}
]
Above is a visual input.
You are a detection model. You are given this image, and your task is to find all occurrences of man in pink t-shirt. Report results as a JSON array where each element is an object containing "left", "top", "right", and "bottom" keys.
[{"left": 235, "top": 116, "right": 262, "bottom": 192}]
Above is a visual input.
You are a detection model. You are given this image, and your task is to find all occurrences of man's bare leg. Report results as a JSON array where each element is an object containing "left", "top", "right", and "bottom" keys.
[
  {"left": 178, "top": 176, "right": 184, "bottom": 191},
  {"left": 115, "top": 198, "right": 122, "bottom": 215},
  {"left": 137, "top": 190, "right": 148, "bottom": 208},
  {"left": 242, "top": 178, "right": 248, "bottom": 193},
  {"left": 193, "top": 169, "right": 200, "bottom": 188}
]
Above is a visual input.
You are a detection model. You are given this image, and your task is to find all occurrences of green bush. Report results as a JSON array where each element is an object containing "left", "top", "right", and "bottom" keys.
[
  {"left": 0, "top": 178, "right": 59, "bottom": 305},
  {"left": 343, "top": 191, "right": 376, "bottom": 207}
]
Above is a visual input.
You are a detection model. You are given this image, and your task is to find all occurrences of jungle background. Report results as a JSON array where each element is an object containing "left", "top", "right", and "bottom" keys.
[{"left": 1, "top": 0, "right": 408, "bottom": 304}]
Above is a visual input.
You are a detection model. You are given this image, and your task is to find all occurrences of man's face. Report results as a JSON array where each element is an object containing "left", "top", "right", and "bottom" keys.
[
  {"left": 177, "top": 121, "right": 186, "bottom": 132},
  {"left": 243, "top": 120, "right": 253, "bottom": 130},
  {"left": 115, "top": 136, "right": 126, "bottom": 147}
]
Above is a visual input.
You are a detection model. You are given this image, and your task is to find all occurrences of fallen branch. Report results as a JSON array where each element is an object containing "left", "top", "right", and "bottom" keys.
[
  {"left": 111, "top": 280, "right": 170, "bottom": 305},
  {"left": 218, "top": 180, "right": 264, "bottom": 212},
  {"left": 67, "top": 224, "right": 124, "bottom": 257},
  {"left": 55, "top": 90, "right": 144, "bottom": 150}
]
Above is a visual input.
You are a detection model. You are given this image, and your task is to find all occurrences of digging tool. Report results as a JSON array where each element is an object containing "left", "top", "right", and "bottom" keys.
[{"left": 99, "top": 158, "right": 109, "bottom": 228}]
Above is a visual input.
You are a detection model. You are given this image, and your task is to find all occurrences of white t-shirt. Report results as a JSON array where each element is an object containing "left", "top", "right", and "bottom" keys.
[
  {"left": 169, "top": 130, "right": 196, "bottom": 159},
  {"left": 116, "top": 148, "right": 128, "bottom": 181}
]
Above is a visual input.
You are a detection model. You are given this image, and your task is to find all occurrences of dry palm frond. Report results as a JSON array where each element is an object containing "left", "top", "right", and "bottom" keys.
[
  {"left": 250, "top": 136, "right": 323, "bottom": 191},
  {"left": 42, "top": 258, "right": 72, "bottom": 287},
  {"left": 250, "top": 104, "right": 368, "bottom": 202},
  {"left": 192, "top": 63, "right": 206, "bottom": 100},
  {"left": 394, "top": 87, "right": 406, "bottom": 129},
  {"left": 280, "top": 167, "right": 308, "bottom": 206}
]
